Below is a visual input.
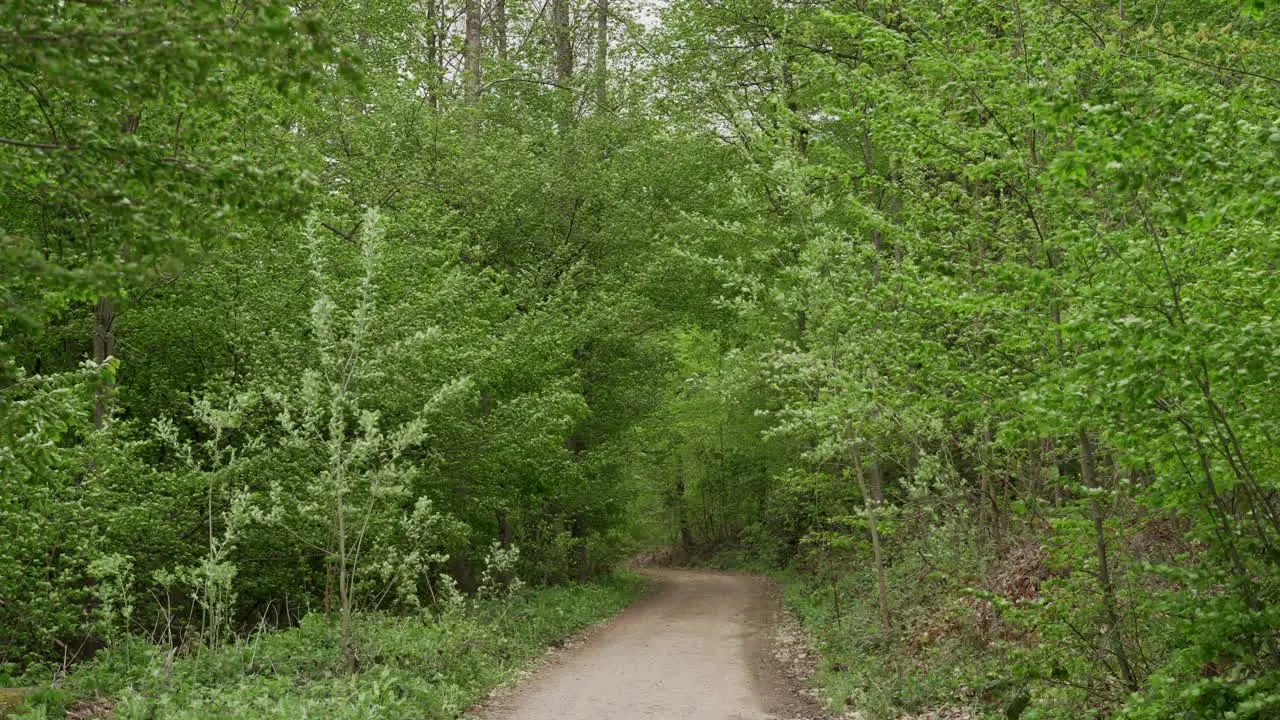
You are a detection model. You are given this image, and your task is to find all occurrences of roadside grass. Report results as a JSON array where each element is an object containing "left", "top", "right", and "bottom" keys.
[
  {"left": 699, "top": 525, "right": 1189, "bottom": 720},
  {"left": 698, "top": 541, "right": 1014, "bottom": 720},
  {"left": 7, "top": 574, "right": 647, "bottom": 720}
]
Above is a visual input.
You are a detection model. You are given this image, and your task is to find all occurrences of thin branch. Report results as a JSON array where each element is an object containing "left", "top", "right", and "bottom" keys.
[
  {"left": 481, "top": 76, "right": 573, "bottom": 93},
  {"left": 0, "top": 137, "right": 79, "bottom": 150},
  {"left": 1142, "top": 45, "right": 1280, "bottom": 86}
]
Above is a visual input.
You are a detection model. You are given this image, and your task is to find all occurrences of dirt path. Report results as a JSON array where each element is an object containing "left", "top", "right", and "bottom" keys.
[{"left": 482, "top": 569, "right": 823, "bottom": 720}]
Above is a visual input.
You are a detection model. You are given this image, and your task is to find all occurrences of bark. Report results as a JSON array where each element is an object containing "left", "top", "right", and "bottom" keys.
[
  {"left": 595, "top": 0, "right": 608, "bottom": 108},
  {"left": 449, "top": 553, "right": 478, "bottom": 594},
  {"left": 92, "top": 296, "right": 115, "bottom": 429},
  {"left": 552, "top": 0, "right": 573, "bottom": 83},
  {"left": 465, "top": 0, "right": 483, "bottom": 100},
  {"left": 425, "top": 0, "right": 440, "bottom": 108},
  {"left": 494, "top": 0, "right": 507, "bottom": 59},
  {"left": 869, "top": 456, "right": 884, "bottom": 504}
]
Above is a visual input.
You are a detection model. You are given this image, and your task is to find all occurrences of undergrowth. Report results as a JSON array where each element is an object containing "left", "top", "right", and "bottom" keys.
[
  {"left": 702, "top": 546, "right": 1001, "bottom": 718},
  {"left": 701, "top": 513, "right": 1195, "bottom": 720},
  {"left": 6, "top": 575, "right": 646, "bottom": 720}
]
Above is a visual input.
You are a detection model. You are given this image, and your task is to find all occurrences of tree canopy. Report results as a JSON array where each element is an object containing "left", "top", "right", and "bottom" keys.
[{"left": 2, "top": 1, "right": 1278, "bottom": 718}]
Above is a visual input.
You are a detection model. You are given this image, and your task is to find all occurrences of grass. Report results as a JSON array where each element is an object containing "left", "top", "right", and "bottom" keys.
[
  {"left": 697, "top": 535, "right": 1014, "bottom": 720},
  {"left": 7, "top": 574, "right": 647, "bottom": 720}
]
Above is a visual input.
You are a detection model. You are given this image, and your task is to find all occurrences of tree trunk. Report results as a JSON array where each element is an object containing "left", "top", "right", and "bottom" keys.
[
  {"left": 781, "top": 55, "right": 807, "bottom": 154},
  {"left": 1079, "top": 427, "right": 1138, "bottom": 692},
  {"left": 92, "top": 297, "right": 115, "bottom": 429},
  {"left": 449, "top": 553, "right": 478, "bottom": 594},
  {"left": 91, "top": 115, "right": 136, "bottom": 430},
  {"left": 854, "top": 444, "right": 892, "bottom": 631},
  {"left": 465, "top": 0, "right": 483, "bottom": 100},
  {"left": 336, "top": 490, "right": 356, "bottom": 672},
  {"left": 425, "top": 0, "right": 440, "bottom": 108},
  {"left": 323, "top": 530, "right": 335, "bottom": 617},
  {"left": 595, "top": 0, "right": 608, "bottom": 108},
  {"left": 869, "top": 456, "right": 884, "bottom": 504},
  {"left": 494, "top": 0, "right": 507, "bottom": 59},
  {"left": 552, "top": 0, "right": 572, "bottom": 83}
]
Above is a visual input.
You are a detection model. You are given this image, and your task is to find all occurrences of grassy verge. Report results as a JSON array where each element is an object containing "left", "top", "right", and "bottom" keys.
[
  {"left": 699, "top": 531, "right": 1187, "bottom": 720},
  {"left": 8, "top": 574, "right": 647, "bottom": 720}
]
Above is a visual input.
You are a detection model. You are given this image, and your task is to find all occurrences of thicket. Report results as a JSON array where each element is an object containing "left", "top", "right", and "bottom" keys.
[
  {"left": 0, "top": 0, "right": 690, "bottom": 710},
  {"left": 2, "top": 1, "right": 1278, "bottom": 719},
  {"left": 647, "top": 1, "right": 1280, "bottom": 719}
]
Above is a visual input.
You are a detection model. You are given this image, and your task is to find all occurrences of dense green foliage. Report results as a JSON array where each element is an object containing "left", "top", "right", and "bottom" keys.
[
  {"left": 647, "top": 1, "right": 1280, "bottom": 718},
  {"left": 2, "top": 0, "right": 1278, "bottom": 718}
]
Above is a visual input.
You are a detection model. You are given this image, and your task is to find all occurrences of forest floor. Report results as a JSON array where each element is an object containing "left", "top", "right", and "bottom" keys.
[{"left": 478, "top": 569, "right": 829, "bottom": 720}]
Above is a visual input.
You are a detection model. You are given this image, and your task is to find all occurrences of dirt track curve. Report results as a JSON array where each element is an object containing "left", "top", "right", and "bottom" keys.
[{"left": 482, "top": 568, "right": 823, "bottom": 720}]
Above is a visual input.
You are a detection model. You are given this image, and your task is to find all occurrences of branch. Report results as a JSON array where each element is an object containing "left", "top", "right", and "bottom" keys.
[
  {"left": 481, "top": 76, "right": 573, "bottom": 94},
  {"left": 1143, "top": 45, "right": 1280, "bottom": 87},
  {"left": 321, "top": 220, "right": 362, "bottom": 244},
  {"left": 0, "top": 137, "right": 79, "bottom": 151}
]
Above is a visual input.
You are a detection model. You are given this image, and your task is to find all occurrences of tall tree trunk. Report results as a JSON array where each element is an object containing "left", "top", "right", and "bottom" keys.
[
  {"left": 869, "top": 456, "right": 884, "bottom": 504},
  {"left": 552, "top": 0, "right": 572, "bottom": 83},
  {"left": 91, "top": 296, "right": 115, "bottom": 429},
  {"left": 493, "top": 0, "right": 507, "bottom": 59},
  {"left": 1079, "top": 428, "right": 1138, "bottom": 692},
  {"left": 595, "top": 0, "right": 608, "bottom": 108},
  {"left": 465, "top": 0, "right": 483, "bottom": 100},
  {"left": 91, "top": 113, "right": 138, "bottom": 430},
  {"left": 781, "top": 57, "right": 807, "bottom": 154},
  {"left": 425, "top": 0, "right": 440, "bottom": 108}
]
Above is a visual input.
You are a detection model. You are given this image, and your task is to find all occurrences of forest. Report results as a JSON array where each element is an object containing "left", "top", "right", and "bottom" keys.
[{"left": 1, "top": 0, "right": 1278, "bottom": 718}]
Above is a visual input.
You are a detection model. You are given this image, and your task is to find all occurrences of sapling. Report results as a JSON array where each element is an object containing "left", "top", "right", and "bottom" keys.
[
  {"left": 86, "top": 553, "right": 135, "bottom": 650},
  {"left": 265, "top": 209, "right": 472, "bottom": 670},
  {"left": 152, "top": 390, "right": 268, "bottom": 652}
]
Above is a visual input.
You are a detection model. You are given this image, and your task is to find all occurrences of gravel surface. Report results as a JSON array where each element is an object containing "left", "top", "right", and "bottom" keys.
[{"left": 481, "top": 569, "right": 828, "bottom": 720}]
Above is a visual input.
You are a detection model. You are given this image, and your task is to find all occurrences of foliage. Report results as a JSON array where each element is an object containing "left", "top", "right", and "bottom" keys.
[
  {"left": 643, "top": 0, "right": 1280, "bottom": 718},
  {"left": 2, "top": 0, "right": 1279, "bottom": 718},
  {"left": 14, "top": 575, "right": 645, "bottom": 719}
]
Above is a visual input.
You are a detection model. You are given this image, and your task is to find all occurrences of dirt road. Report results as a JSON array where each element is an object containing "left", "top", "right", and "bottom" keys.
[{"left": 483, "top": 569, "right": 821, "bottom": 720}]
